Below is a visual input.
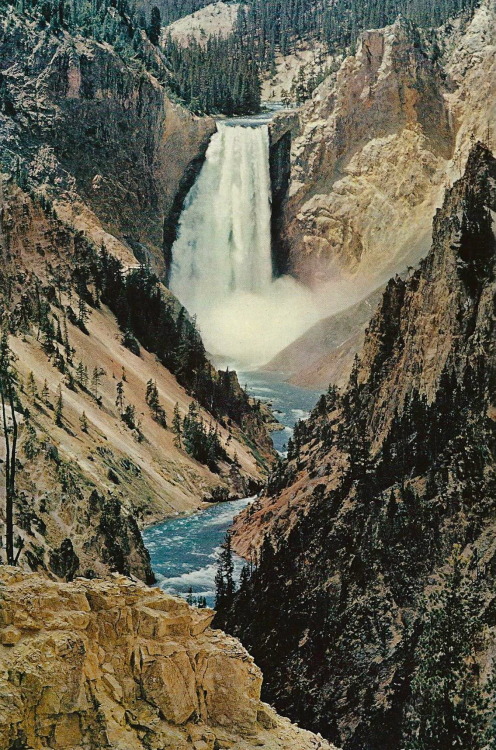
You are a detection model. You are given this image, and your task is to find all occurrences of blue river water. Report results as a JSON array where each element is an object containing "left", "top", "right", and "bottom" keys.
[{"left": 143, "top": 372, "right": 321, "bottom": 606}]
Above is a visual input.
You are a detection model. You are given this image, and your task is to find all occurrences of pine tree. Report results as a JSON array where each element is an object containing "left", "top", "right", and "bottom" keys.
[
  {"left": 186, "top": 586, "right": 194, "bottom": 606},
  {"left": 145, "top": 379, "right": 158, "bottom": 413},
  {"left": 55, "top": 385, "right": 64, "bottom": 427},
  {"left": 79, "top": 411, "right": 89, "bottom": 433},
  {"left": 41, "top": 379, "right": 50, "bottom": 404},
  {"left": 23, "top": 419, "right": 39, "bottom": 460},
  {"left": 91, "top": 366, "right": 105, "bottom": 401},
  {"left": 26, "top": 371, "right": 37, "bottom": 401},
  {"left": 172, "top": 402, "right": 182, "bottom": 447},
  {"left": 116, "top": 380, "right": 124, "bottom": 411},
  {"left": 76, "top": 361, "right": 88, "bottom": 388},
  {"left": 148, "top": 6, "right": 161, "bottom": 45},
  {"left": 405, "top": 546, "right": 490, "bottom": 750},
  {"left": 214, "top": 532, "right": 236, "bottom": 615},
  {"left": 62, "top": 314, "right": 71, "bottom": 361},
  {"left": 77, "top": 295, "right": 89, "bottom": 330},
  {"left": 145, "top": 378, "right": 166, "bottom": 426}
]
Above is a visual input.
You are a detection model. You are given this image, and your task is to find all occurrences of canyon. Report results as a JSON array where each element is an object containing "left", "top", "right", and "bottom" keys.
[
  {"left": 1, "top": 0, "right": 496, "bottom": 748},
  {"left": 0, "top": 6, "right": 276, "bottom": 583}
]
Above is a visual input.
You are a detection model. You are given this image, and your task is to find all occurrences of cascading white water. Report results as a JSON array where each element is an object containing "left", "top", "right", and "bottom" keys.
[
  {"left": 170, "top": 123, "right": 273, "bottom": 310},
  {"left": 170, "top": 121, "right": 320, "bottom": 367}
]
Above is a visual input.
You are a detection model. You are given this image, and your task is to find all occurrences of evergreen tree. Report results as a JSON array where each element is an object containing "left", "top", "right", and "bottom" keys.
[
  {"left": 41, "top": 379, "right": 50, "bottom": 405},
  {"left": 214, "top": 532, "right": 236, "bottom": 615},
  {"left": 172, "top": 402, "right": 182, "bottom": 447},
  {"left": 405, "top": 546, "right": 490, "bottom": 750},
  {"left": 26, "top": 371, "right": 37, "bottom": 401},
  {"left": 77, "top": 295, "right": 89, "bottom": 331},
  {"left": 116, "top": 379, "right": 124, "bottom": 411},
  {"left": 148, "top": 6, "right": 161, "bottom": 45},
  {"left": 145, "top": 379, "right": 158, "bottom": 413},
  {"left": 55, "top": 385, "right": 64, "bottom": 427},
  {"left": 91, "top": 366, "right": 105, "bottom": 401},
  {"left": 79, "top": 411, "right": 89, "bottom": 433},
  {"left": 145, "top": 379, "right": 167, "bottom": 427},
  {"left": 76, "top": 361, "right": 88, "bottom": 388}
]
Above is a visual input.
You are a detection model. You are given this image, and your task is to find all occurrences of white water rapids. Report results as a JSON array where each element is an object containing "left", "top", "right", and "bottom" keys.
[{"left": 169, "top": 121, "right": 320, "bottom": 367}]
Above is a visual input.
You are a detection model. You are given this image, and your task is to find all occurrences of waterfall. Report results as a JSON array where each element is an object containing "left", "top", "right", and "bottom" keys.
[
  {"left": 170, "top": 121, "right": 319, "bottom": 367},
  {"left": 170, "top": 123, "right": 273, "bottom": 312}
]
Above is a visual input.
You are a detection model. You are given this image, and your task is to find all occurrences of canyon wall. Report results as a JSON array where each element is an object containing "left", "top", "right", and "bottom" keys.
[
  {"left": 0, "top": 8, "right": 278, "bottom": 582},
  {"left": 226, "top": 143, "right": 496, "bottom": 748},
  {"left": 0, "top": 567, "right": 334, "bottom": 750},
  {"left": 274, "top": 2, "right": 496, "bottom": 290},
  {"left": 0, "top": 178, "right": 272, "bottom": 581},
  {"left": 0, "top": 9, "right": 215, "bottom": 275}
]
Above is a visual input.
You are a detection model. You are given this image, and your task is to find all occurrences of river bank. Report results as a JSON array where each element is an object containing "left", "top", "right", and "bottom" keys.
[{"left": 143, "top": 372, "right": 321, "bottom": 604}]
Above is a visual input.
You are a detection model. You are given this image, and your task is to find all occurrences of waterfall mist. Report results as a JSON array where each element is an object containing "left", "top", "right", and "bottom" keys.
[{"left": 170, "top": 122, "right": 320, "bottom": 367}]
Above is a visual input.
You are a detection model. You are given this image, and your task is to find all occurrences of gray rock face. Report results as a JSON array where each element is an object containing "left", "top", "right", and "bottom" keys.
[{"left": 0, "top": 11, "right": 215, "bottom": 274}]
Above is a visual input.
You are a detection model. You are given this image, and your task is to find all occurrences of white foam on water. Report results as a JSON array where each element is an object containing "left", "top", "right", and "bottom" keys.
[{"left": 170, "top": 123, "right": 321, "bottom": 367}]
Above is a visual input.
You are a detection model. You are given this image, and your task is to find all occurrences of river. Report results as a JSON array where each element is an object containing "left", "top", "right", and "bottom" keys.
[{"left": 143, "top": 372, "right": 321, "bottom": 606}]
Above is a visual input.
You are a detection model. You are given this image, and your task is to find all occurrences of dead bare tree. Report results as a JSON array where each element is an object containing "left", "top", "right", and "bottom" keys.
[{"left": 0, "top": 329, "right": 18, "bottom": 566}]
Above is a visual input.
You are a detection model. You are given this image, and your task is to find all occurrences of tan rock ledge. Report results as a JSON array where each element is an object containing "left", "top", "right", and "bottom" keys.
[{"left": 0, "top": 568, "right": 336, "bottom": 750}]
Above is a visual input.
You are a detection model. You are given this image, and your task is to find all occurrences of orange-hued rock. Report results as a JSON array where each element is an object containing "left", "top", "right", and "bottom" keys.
[
  {"left": 276, "top": 2, "right": 496, "bottom": 288},
  {"left": 0, "top": 568, "right": 335, "bottom": 750},
  {"left": 0, "top": 176, "right": 272, "bottom": 582}
]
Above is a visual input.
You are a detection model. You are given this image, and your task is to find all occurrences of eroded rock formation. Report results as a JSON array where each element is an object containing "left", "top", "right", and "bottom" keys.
[
  {"left": 0, "top": 568, "right": 334, "bottom": 750},
  {"left": 275, "top": 2, "right": 496, "bottom": 288}
]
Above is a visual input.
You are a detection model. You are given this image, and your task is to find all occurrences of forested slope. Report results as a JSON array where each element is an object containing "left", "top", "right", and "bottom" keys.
[
  {"left": 221, "top": 143, "right": 496, "bottom": 749},
  {"left": 160, "top": 0, "right": 480, "bottom": 114}
]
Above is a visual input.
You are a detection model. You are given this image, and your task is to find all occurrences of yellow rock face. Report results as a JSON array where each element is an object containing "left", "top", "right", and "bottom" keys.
[{"left": 0, "top": 569, "right": 335, "bottom": 750}]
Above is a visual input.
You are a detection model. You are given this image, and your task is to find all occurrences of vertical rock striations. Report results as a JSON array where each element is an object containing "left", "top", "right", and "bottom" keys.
[{"left": 277, "top": 2, "right": 496, "bottom": 288}]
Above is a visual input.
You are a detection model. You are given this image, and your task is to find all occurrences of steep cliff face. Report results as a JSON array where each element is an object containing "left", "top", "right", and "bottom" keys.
[
  {"left": 0, "top": 568, "right": 335, "bottom": 750},
  {"left": 0, "top": 9, "right": 215, "bottom": 274},
  {"left": 226, "top": 144, "right": 496, "bottom": 748},
  {"left": 277, "top": 2, "right": 496, "bottom": 288}
]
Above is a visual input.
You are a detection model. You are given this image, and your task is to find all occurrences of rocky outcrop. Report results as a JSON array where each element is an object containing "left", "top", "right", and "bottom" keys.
[
  {"left": 0, "top": 568, "right": 335, "bottom": 750},
  {"left": 225, "top": 144, "right": 496, "bottom": 747},
  {"left": 0, "top": 10, "right": 215, "bottom": 275},
  {"left": 278, "top": 2, "right": 496, "bottom": 288},
  {"left": 166, "top": 2, "right": 242, "bottom": 46}
]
